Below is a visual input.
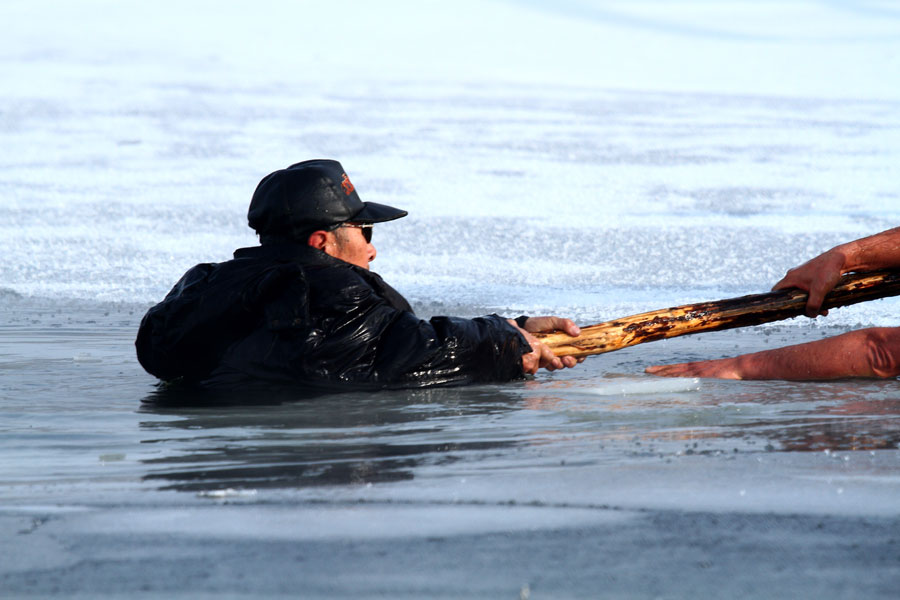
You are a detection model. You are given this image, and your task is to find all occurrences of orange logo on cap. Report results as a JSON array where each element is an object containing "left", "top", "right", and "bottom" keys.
[{"left": 341, "top": 173, "right": 355, "bottom": 196}]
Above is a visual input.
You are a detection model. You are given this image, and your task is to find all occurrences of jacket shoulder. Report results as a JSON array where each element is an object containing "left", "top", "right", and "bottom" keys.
[{"left": 136, "top": 257, "right": 308, "bottom": 381}]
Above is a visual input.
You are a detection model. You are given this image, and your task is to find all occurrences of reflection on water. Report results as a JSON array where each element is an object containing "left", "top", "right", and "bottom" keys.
[
  {"left": 139, "top": 385, "right": 523, "bottom": 492},
  {"left": 137, "top": 375, "right": 900, "bottom": 494}
]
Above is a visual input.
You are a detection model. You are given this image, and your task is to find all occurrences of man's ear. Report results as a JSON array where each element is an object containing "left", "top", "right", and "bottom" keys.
[{"left": 307, "top": 230, "right": 329, "bottom": 250}]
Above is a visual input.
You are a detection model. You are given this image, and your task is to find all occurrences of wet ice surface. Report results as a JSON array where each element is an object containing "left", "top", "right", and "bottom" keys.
[
  {"left": 2, "top": 304, "right": 900, "bottom": 597},
  {"left": 4, "top": 0, "right": 900, "bottom": 597}
]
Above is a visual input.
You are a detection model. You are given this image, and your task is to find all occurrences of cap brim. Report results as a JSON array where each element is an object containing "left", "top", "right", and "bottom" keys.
[{"left": 350, "top": 201, "right": 408, "bottom": 224}]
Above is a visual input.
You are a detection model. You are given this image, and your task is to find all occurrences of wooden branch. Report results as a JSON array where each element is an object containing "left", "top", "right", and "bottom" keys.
[{"left": 533, "top": 270, "right": 900, "bottom": 359}]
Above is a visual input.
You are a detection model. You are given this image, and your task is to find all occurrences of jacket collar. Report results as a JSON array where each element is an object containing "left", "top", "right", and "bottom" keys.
[
  {"left": 234, "top": 242, "right": 352, "bottom": 269},
  {"left": 232, "top": 242, "right": 412, "bottom": 314}
]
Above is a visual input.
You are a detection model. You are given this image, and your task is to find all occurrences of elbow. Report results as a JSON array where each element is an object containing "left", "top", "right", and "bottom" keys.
[{"left": 863, "top": 328, "right": 900, "bottom": 378}]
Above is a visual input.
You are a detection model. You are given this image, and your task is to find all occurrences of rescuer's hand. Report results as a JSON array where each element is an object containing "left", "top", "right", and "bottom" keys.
[{"left": 772, "top": 249, "right": 846, "bottom": 318}]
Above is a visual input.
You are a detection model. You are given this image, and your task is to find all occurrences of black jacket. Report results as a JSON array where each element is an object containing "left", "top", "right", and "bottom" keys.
[{"left": 136, "top": 243, "right": 530, "bottom": 389}]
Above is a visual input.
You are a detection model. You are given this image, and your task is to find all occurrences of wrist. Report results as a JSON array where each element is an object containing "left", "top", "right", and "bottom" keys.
[
  {"left": 730, "top": 354, "right": 750, "bottom": 380},
  {"left": 831, "top": 244, "right": 853, "bottom": 273}
]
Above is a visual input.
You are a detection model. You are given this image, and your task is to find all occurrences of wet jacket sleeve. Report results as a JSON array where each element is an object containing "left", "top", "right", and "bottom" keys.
[{"left": 275, "top": 266, "right": 531, "bottom": 387}]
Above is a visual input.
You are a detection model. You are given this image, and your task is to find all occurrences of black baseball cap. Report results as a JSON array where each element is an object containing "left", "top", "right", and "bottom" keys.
[{"left": 247, "top": 159, "right": 407, "bottom": 237}]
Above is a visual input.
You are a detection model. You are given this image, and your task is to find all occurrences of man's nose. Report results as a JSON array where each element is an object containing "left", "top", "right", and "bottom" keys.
[{"left": 368, "top": 243, "right": 376, "bottom": 263}]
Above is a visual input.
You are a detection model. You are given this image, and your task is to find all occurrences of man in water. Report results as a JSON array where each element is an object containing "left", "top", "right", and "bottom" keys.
[
  {"left": 136, "top": 159, "right": 581, "bottom": 389},
  {"left": 646, "top": 227, "right": 900, "bottom": 380}
]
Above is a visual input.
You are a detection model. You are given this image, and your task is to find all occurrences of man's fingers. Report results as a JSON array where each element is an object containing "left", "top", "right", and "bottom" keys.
[
  {"left": 805, "top": 289, "right": 826, "bottom": 318},
  {"left": 521, "top": 348, "right": 540, "bottom": 374},
  {"left": 770, "top": 276, "right": 829, "bottom": 318},
  {"left": 647, "top": 358, "right": 742, "bottom": 379},
  {"left": 646, "top": 362, "right": 704, "bottom": 377},
  {"left": 523, "top": 316, "right": 581, "bottom": 337},
  {"left": 514, "top": 318, "right": 582, "bottom": 373},
  {"left": 558, "top": 318, "right": 581, "bottom": 337},
  {"left": 645, "top": 364, "right": 676, "bottom": 376},
  {"left": 539, "top": 344, "right": 562, "bottom": 370},
  {"left": 772, "top": 253, "right": 845, "bottom": 318}
]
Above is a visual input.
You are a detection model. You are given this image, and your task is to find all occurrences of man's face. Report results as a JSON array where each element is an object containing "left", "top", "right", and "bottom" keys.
[{"left": 327, "top": 223, "right": 376, "bottom": 269}]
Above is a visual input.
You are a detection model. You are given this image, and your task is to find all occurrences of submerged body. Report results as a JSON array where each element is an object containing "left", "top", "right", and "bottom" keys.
[{"left": 137, "top": 242, "right": 530, "bottom": 389}]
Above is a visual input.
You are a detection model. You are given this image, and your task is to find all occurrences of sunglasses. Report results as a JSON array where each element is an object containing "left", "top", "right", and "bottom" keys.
[{"left": 340, "top": 223, "right": 373, "bottom": 243}]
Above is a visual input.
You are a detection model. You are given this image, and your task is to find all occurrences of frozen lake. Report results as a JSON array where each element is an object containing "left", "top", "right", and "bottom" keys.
[{"left": 2, "top": 0, "right": 900, "bottom": 597}]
